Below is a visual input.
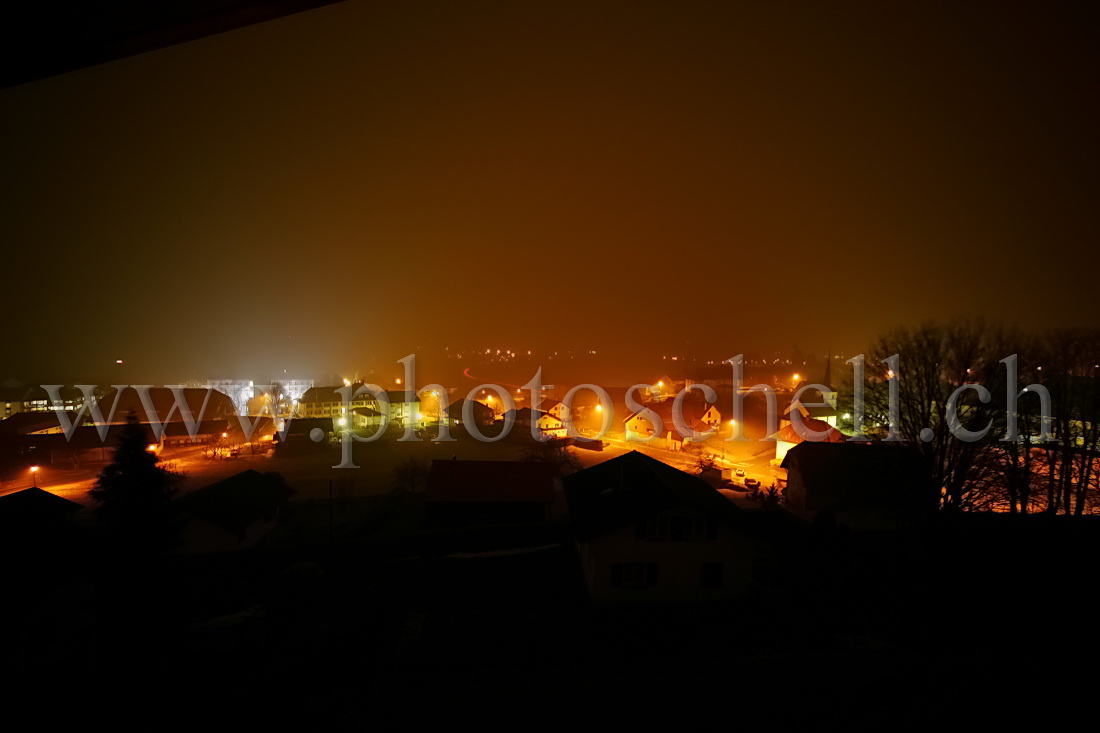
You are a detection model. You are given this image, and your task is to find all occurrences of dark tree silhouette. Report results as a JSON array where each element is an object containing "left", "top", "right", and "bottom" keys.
[
  {"left": 522, "top": 438, "right": 581, "bottom": 476},
  {"left": 90, "top": 412, "right": 182, "bottom": 552}
]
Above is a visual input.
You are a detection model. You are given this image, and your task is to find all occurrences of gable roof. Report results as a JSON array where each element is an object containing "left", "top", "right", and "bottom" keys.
[
  {"left": 447, "top": 398, "right": 494, "bottom": 420},
  {"left": 770, "top": 418, "right": 846, "bottom": 444},
  {"left": 94, "top": 387, "right": 237, "bottom": 422},
  {"left": 424, "top": 459, "right": 557, "bottom": 503},
  {"left": 563, "top": 451, "right": 741, "bottom": 539},
  {"left": 0, "top": 487, "right": 83, "bottom": 529},
  {"left": 177, "top": 470, "right": 295, "bottom": 532},
  {"left": 784, "top": 400, "right": 838, "bottom": 420}
]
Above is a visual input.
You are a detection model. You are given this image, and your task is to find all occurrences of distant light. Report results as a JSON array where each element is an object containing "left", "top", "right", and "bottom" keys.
[
  {"left": 729, "top": 419, "right": 736, "bottom": 425},
  {"left": 396, "top": 378, "right": 402, "bottom": 385},
  {"left": 146, "top": 444, "right": 158, "bottom": 453},
  {"left": 793, "top": 374, "right": 800, "bottom": 381},
  {"left": 595, "top": 405, "right": 603, "bottom": 412},
  {"left": 343, "top": 378, "right": 351, "bottom": 386},
  {"left": 30, "top": 466, "right": 38, "bottom": 473},
  {"left": 221, "top": 432, "right": 228, "bottom": 438},
  {"left": 887, "top": 370, "right": 895, "bottom": 379},
  {"left": 658, "top": 381, "right": 664, "bottom": 388},
  {"left": 843, "top": 413, "right": 851, "bottom": 420},
  {"left": 416, "top": 413, "right": 424, "bottom": 420},
  {"left": 337, "top": 418, "right": 347, "bottom": 427},
  {"left": 115, "top": 360, "right": 123, "bottom": 364}
]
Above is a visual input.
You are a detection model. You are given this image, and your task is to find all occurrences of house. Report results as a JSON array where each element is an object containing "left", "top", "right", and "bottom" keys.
[
  {"left": 564, "top": 450, "right": 802, "bottom": 603},
  {"left": 296, "top": 386, "right": 421, "bottom": 427},
  {"left": 18, "top": 421, "right": 158, "bottom": 466},
  {"left": 779, "top": 442, "right": 937, "bottom": 527},
  {"left": 538, "top": 398, "right": 569, "bottom": 422},
  {"left": 176, "top": 470, "right": 295, "bottom": 553},
  {"left": 505, "top": 407, "right": 567, "bottom": 439},
  {"left": 423, "top": 459, "right": 562, "bottom": 527},
  {"left": 382, "top": 389, "right": 422, "bottom": 427},
  {"left": 352, "top": 406, "right": 383, "bottom": 430},
  {"left": 623, "top": 397, "right": 721, "bottom": 449},
  {"left": 447, "top": 398, "right": 496, "bottom": 427},
  {"left": 295, "top": 384, "right": 377, "bottom": 419},
  {"left": 769, "top": 416, "right": 847, "bottom": 465}
]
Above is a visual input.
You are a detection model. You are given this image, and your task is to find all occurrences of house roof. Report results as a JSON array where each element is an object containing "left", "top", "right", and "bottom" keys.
[
  {"left": 94, "top": 387, "right": 236, "bottom": 421},
  {"left": 506, "top": 407, "right": 560, "bottom": 425},
  {"left": 161, "top": 420, "right": 231, "bottom": 438},
  {"left": 784, "top": 400, "right": 838, "bottom": 420},
  {"left": 0, "top": 411, "right": 83, "bottom": 436},
  {"left": 447, "top": 398, "right": 494, "bottom": 419},
  {"left": 353, "top": 407, "right": 382, "bottom": 418},
  {"left": 177, "top": 470, "right": 295, "bottom": 532},
  {"left": 424, "top": 459, "right": 557, "bottom": 503},
  {"left": 770, "top": 418, "right": 846, "bottom": 444},
  {"left": 623, "top": 397, "right": 717, "bottom": 431},
  {"left": 282, "top": 417, "right": 334, "bottom": 436},
  {"left": 299, "top": 385, "right": 359, "bottom": 404},
  {"left": 0, "top": 487, "right": 83, "bottom": 528},
  {"left": 563, "top": 451, "right": 741, "bottom": 539},
  {"left": 23, "top": 422, "right": 158, "bottom": 450},
  {"left": 779, "top": 442, "right": 936, "bottom": 514}
]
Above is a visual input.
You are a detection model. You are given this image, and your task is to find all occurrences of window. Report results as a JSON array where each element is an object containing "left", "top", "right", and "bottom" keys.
[{"left": 611, "top": 563, "right": 658, "bottom": 588}]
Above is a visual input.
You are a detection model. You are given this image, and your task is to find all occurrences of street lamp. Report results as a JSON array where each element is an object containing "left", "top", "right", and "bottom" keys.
[{"left": 30, "top": 465, "right": 38, "bottom": 488}]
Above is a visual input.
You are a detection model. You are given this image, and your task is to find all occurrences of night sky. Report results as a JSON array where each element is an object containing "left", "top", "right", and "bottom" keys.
[{"left": 2, "top": 1, "right": 1097, "bottom": 384}]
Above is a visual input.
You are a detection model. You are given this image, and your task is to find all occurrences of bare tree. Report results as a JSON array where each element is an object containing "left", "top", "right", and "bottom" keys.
[
  {"left": 865, "top": 319, "right": 1015, "bottom": 511},
  {"left": 1035, "top": 328, "right": 1100, "bottom": 515}
]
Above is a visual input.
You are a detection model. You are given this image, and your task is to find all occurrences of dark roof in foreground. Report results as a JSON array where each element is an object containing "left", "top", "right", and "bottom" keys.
[
  {"left": 0, "top": 487, "right": 83, "bottom": 528},
  {"left": 566, "top": 451, "right": 806, "bottom": 541},
  {"left": 177, "top": 470, "right": 295, "bottom": 532},
  {"left": 563, "top": 450, "right": 741, "bottom": 539},
  {"left": 780, "top": 441, "right": 936, "bottom": 513},
  {"left": 424, "top": 459, "right": 557, "bottom": 503}
]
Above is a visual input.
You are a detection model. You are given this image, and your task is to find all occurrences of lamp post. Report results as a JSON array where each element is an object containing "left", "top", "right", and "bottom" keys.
[{"left": 30, "top": 465, "right": 38, "bottom": 488}]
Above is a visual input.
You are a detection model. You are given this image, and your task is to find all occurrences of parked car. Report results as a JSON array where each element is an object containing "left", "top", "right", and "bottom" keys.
[
  {"left": 734, "top": 467, "right": 746, "bottom": 478},
  {"left": 744, "top": 477, "right": 760, "bottom": 490}
]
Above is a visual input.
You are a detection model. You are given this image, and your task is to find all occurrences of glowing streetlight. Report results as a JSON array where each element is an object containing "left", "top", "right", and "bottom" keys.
[
  {"left": 30, "top": 465, "right": 38, "bottom": 488},
  {"left": 595, "top": 404, "right": 603, "bottom": 413}
]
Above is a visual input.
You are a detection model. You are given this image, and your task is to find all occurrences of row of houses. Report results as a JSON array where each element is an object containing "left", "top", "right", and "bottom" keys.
[{"left": 418, "top": 441, "right": 936, "bottom": 603}]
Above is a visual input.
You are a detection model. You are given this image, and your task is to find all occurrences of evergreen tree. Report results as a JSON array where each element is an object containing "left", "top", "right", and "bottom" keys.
[{"left": 90, "top": 412, "right": 181, "bottom": 552}]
